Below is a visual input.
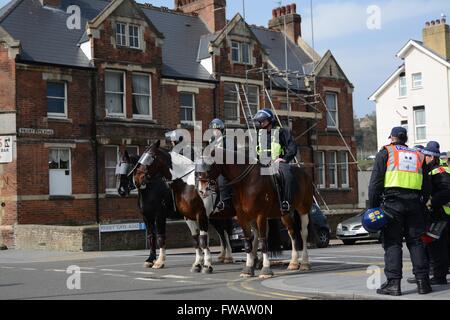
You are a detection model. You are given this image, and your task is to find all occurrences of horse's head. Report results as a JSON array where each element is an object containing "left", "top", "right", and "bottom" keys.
[
  {"left": 195, "top": 153, "right": 222, "bottom": 197},
  {"left": 116, "top": 151, "right": 137, "bottom": 197},
  {"left": 134, "top": 140, "right": 172, "bottom": 187}
]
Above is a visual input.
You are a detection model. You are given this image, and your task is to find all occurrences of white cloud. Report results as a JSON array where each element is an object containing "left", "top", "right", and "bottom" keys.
[{"left": 301, "top": 0, "right": 447, "bottom": 41}]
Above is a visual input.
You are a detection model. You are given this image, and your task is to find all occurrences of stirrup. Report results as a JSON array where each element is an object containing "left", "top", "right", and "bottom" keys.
[
  {"left": 216, "top": 201, "right": 225, "bottom": 211},
  {"left": 281, "top": 201, "right": 291, "bottom": 213}
]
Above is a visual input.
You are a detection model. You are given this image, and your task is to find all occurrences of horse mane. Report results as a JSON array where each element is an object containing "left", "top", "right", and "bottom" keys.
[{"left": 154, "top": 145, "right": 173, "bottom": 170}]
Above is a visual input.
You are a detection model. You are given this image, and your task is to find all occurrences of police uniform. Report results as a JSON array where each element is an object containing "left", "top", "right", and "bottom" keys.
[
  {"left": 426, "top": 162, "right": 450, "bottom": 282},
  {"left": 368, "top": 127, "right": 430, "bottom": 294},
  {"left": 256, "top": 125, "right": 298, "bottom": 212}
]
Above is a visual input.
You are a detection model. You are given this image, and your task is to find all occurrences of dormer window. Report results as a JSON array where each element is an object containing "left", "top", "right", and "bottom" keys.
[
  {"left": 231, "top": 41, "right": 251, "bottom": 64},
  {"left": 115, "top": 22, "right": 140, "bottom": 49}
]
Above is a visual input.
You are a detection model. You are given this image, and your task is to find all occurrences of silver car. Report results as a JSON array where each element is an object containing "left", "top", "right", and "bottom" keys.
[{"left": 336, "top": 212, "right": 381, "bottom": 245}]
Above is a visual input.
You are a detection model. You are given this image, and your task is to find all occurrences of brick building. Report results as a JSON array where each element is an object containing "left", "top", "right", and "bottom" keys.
[{"left": 0, "top": 0, "right": 357, "bottom": 248}]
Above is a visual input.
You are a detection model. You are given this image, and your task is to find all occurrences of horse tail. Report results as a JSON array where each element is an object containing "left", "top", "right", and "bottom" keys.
[{"left": 267, "top": 218, "right": 283, "bottom": 256}]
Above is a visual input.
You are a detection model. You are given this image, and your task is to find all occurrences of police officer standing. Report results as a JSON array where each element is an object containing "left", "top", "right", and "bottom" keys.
[
  {"left": 253, "top": 108, "right": 298, "bottom": 214},
  {"left": 421, "top": 141, "right": 450, "bottom": 284},
  {"left": 368, "top": 126, "right": 431, "bottom": 295}
]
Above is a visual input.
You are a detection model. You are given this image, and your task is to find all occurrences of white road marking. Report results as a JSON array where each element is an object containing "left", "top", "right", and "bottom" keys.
[
  {"left": 100, "top": 269, "right": 124, "bottom": 272},
  {"left": 1, "top": 266, "right": 15, "bottom": 269},
  {"left": 79, "top": 271, "right": 96, "bottom": 274},
  {"left": 50, "top": 269, "right": 66, "bottom": 272},
  {"left": 134, "top": 277, "right": 161, "bottom": 281},
  {"left": 103, "top": 273, "right": 128, "bottom": 277},
  {"left": 80, "top": 267, "right": 96, "bottom": 270},
  {"left": 162, "top": 275, "right": 192, "bottom": 279},
  {"left": 20, "top": 268, "right": 37, "bottom": 271},
  {"left": 131, "top": 271, "right": 155, "bottom": 275},
  {"left": 176, "top": 280, "right": 197, "bottom": 284}
]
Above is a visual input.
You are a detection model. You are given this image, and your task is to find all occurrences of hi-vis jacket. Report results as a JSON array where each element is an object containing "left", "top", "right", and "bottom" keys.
[
  {"left": 256, "top": 127, "right": 297, "bottom": 162},
  {"left": 383, "top": 145, "right": 424, "bottom": 190},
  {"left": 429, "top": 165, "right": 450, "bottom": 216}
]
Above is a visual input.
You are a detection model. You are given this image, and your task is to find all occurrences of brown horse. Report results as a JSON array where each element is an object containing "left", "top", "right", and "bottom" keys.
[
  {"left": 196, "top": 148, "right": 313, "bottom": 278},
  {"left": 131, "top": 141, "right": 215, "bottom": 273}
]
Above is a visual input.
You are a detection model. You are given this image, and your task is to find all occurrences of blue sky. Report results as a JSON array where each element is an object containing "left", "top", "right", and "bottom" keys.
[{"left": 0, "top": 0, "right": 447, "bottom": 117}]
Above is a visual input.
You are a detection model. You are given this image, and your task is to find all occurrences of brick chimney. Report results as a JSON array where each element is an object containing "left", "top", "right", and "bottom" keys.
[
  {"left": 423, "top": 15, "right": 450, "bottom": 60},
  {"left": 40, "top": 0, "right": 60, "bottom": 7},
  {"left": 269, "top": 3, "right": 302, "bottom": 44},
  {"left": 175, "top": 0, "right": 226, "bottom": 33}
]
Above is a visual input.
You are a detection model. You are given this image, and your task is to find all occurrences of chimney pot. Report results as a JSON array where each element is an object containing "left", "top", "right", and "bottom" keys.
[
  {"left": 431, "top": 20, "right": 436, "bottom": 25},
  {"left": 425, "top": 21, "right": 430, "bottom": 27},
  {"left": 286, "top": 5, "right": 291, "bottom": 14},
  {"left": 292, "top": 3, "right": 297, "bottom": 13},
  {"left": 276, "top": 7, "right": 281, "bottom": 17},
  {"left": 281, "top": 6, "right": 286, "bottom": 16},
  {"left": 272, "top": 9, "right": 277, "bottom": 18},
  {"left": 436, "top": 19, "right": 441, "bottom": 24}
]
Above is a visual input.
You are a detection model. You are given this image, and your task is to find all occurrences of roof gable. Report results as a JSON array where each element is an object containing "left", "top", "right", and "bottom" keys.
[
  {"left": 88, "top": 0, "right": 163, "bottom": 39},
  {"left": 397, "top": 40, "right": 450, "bottom": 68},
  {"left": 369, "top": 65, "right": 405, "bottom": 101},
  {"left": 316, "top": 50, "right": 353, "bottom": 87}
]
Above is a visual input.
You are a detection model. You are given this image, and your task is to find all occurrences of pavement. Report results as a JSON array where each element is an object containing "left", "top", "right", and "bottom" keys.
[{"left": 1, "top": 240, "right": 449, "bottom": 300}]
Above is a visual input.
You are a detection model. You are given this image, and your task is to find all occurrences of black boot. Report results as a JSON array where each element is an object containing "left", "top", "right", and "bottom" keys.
[
  {"left": 430, "top": 277, "right": 447, "bottom": 285},
  {"left": 406, "top": 277, "right": 417, "bottom": 284},
  {"left": 376, "top": 279, "right": 402, "bottom": 296},
  {"left": 417, "top": 278, "right": 433, "bottom": 294}
]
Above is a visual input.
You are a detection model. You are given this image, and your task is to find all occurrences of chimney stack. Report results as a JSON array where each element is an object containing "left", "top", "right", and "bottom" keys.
[
  {"left": 269, "top": 3, "right": 302, "bottom": 44},
  {"left": 175, "top": 0, "right": 226, "bottom": 32},
  {"left": 39, "top": 0, "right": 60, "bottom": 7},
  {"left": 423, "top": 15, "right": 450, "bottom": 60}
]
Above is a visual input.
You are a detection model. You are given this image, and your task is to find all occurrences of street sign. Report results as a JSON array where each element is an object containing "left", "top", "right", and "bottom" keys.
[
  {"left": 0, "top": 136, "right": 12, "bottom": 163},
  {"left": 99, "top": 222, "right": 146, "bottom": 233}
]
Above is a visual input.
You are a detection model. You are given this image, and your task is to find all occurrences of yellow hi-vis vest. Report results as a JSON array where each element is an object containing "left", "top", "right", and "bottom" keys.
[
  {"left": 440, "top": 158, "right": 448, "bottom": 167},
  {"left": 429, "top": 166, "right": 450, "bottom": 216},
  {"left": 256, "top": 127, "right": 284, "bottom": 161},
  {"left": 384, "top": 144, "right": 423, "bottom": 190}
]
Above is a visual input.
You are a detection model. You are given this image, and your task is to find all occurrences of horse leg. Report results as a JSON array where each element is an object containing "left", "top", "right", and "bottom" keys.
[
  {"left": 239, "top": 222, "right": 255, "bottom": 278},
  {"left": 144, "top": 218, "right": 157, "bottom": 268},
  {"left": 152, "top": 214, "right": 167, "bottom": 269},
  {"left": 223, "top": 218, "right": 234, "bottom": 264},
  {"left": 257, "top": 215, "right": 274, "bottom": 279},
  {"left": 198, "top": 212, "right": 213, "bottom": 274},
  {"left": 281, "top": 214, "right": 300, "bottom": 270},
  {"left": 186, "top": 219, "right": 203, "bottom": 273},
  {"left": 299, "top": 213, "right": 311, "bottom": 271},
  {"left": 209, "top": 218, "right": 226, "bottom": 263},
  {"left": 251, "top": 223, "right": 262, "bottom": 270}
]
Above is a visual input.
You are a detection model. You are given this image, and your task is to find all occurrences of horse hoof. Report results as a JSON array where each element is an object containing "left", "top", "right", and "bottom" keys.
[
  {"left": 223, "top": 257, "right": 234, "bottom": 264},
  {"left": 191, "top": 265, "right": 202, "bottom": 273},
  {"left": 240, "top": 266, "right": 255, "bottom": 278},
  {"left": 152, "top": 262, "right": 165, "bottom": 269},
  {"left": 202, "top": 266, "right": 213, "bottom": 274},
  {"left": 259, "top": 267, "right": 274, "bottom": 279},
  {"left": 217, "top": 256, "right": 225, "bottom": 263},
  {"left": 143, "top": 261, "right": 154, "bottom": 268},
  {"left": 300, "top": 263, "right": 311, "bottom": 271},
  {"left": 287, "top": 262, "right": 299, "bottom": 271}
]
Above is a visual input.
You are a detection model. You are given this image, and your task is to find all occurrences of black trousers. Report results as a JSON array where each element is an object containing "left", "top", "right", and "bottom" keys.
[
  {"left": 218, "top": 175, "right": 232, "bottom": 207},
  {"left": 381, "top": 191, "right": 429, "bottom": 280},
  {"left": 427, "top": 208, "right": 449, "bottom": 279},
  {"left": 278, "top": 162, "right": 295, "bottom": 205}
]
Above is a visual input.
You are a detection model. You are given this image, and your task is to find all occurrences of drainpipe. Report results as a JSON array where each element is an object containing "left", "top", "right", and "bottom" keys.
[{"left": 91, "top": 70, "right": 100, "bottom": 225}]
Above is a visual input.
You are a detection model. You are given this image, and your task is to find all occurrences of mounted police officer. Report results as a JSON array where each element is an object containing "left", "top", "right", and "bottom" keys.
[
  {"left": 252, "top": 108, "right": 298, "bottom": 215},
  {"left": 368, "top": 126, "right": 431, "bottom": 296},
  {"left": 208, "top": 118, "right": 233, "bottom": 214}
]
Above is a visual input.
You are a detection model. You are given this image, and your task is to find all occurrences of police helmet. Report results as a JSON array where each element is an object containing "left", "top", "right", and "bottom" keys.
[
  {"left": 165, "top": 130, "right": 183, "bottom": 143},
  {"left": 209, "top": 118, "right": 225, "bottom": 130},
  {"left": 361, "top": 208, "right": 389, "bottom": 233},
  {"left": 253, "top": 108, "right": 274, "bottom": 123}
]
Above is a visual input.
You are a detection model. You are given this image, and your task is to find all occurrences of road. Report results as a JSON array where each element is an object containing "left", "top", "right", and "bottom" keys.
[{"left": 1, "top": 241, "right": 449, "bottom": 300}]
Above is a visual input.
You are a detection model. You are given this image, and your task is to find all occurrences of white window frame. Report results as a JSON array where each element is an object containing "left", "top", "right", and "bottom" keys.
[
  {"left": 231, "top": 41, "right": 251, "bottom": 65},
  {"left": 47, "top": 81, "right": 68, "bottom": 119},
  {"left": 48, "top": 148, "right": 72, "bottom": 196},
  {"left": 116, "top": 22, "right": 127, "bottom": 47},
  {"left": 179, "top": 92, "right": 196, "bottom": 124},
  {"left": 245, "top": 85, "right": 259, "bottom": 117},
  {"left": 105, "top": 70, "right": 126, "bottom": 118},
  {"left": 132, "top": 73, "right": 152, "bottom": 120},
  {"left": 325, "top": 92, "right": 338, "bottom": 129},
  {"left": 339, "top": 151, "right": 349, "bottom": 188},
  {"left": 128, "top": 24, "right": 140, "bottom": 49},
  {"left": 105, "top": 146, "right": 119, "bottom": 194},
  {"left": 400, "top": 120, "right": 408, "bottom": 132},
  {"left": 316, "top": 151, "right": 325, "bottom": 189},
  {"left": 414, "top": 106, "right": 427, "bottom": 142},
  {"left": 399, "top": 75, "right": 407, "bottom": 97},
  {"left": 412, "top": 73, "right": 423, "bottom": 89},
  {"left": 328, "top": 151, "right": 338, "bottom": 188},
  {"left": 224, "top": 82, "right": 240, "bottom": 124}
]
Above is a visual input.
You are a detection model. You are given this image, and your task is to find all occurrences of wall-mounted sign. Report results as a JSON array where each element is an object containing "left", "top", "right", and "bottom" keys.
[
  {"left": 99, "top": 222, "right": 146, "bottom": 233},
  {"left": 19, "top": 128, "right": 54, "bottom": 135},
  {"left": 0, "top": 136, "right": 13, "bottom": 163}
]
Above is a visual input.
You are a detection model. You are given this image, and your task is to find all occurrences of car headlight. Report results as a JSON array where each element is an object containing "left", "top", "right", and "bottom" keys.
[{"left": 337, "top": 223, "right": 342, "bottom": 232}]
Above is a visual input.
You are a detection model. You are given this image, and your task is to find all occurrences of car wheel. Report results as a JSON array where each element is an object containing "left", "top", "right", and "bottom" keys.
[
  {"left": 316, "top": 229, "right": 330, "bottom": 248},
  {"left": 342, "top": 239, "right": 356, "bottom": 245}
]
